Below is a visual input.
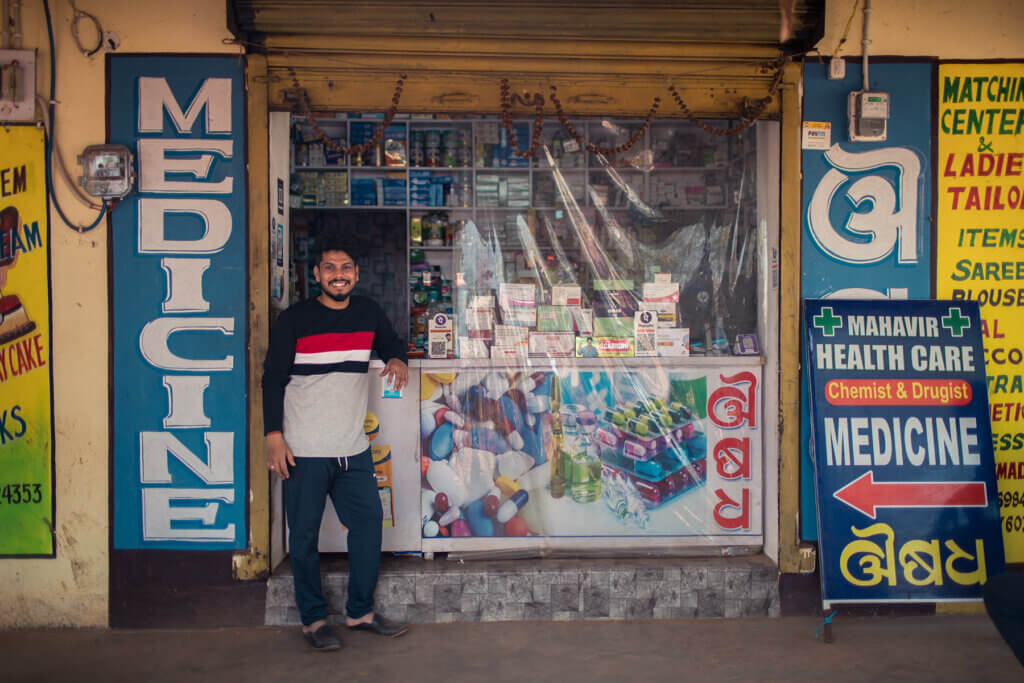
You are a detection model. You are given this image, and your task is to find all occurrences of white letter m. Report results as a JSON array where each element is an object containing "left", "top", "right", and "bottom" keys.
[{"left": 138, "top": 77, "right": 232, "bottom": 135}]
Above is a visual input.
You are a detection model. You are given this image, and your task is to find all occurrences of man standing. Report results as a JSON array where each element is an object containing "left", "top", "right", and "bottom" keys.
[{"left": 262, "top": 228, "right": 410, "bottom": 651}]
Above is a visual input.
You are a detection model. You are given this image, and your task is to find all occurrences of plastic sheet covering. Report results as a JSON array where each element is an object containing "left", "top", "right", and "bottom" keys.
[{"left": 419, "top": 121, "right": 765, "bottom": 552}]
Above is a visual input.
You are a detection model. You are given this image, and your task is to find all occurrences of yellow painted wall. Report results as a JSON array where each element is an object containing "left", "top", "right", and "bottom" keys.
[
  {"left": 0, "top": 0, "right": 234, "bottom": 628},
  {"left": 820, "top": 0, "right": 1024, "bottom": 60}
]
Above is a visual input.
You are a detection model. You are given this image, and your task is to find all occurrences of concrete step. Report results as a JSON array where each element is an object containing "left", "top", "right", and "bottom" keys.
[{"left": 266, "top": 554, "right": 780, "bottom": 625}]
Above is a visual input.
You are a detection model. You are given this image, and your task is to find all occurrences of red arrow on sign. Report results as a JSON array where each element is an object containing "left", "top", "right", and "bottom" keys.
[{"left": 833, "top": 471, "right": 988, "bottom": 519}]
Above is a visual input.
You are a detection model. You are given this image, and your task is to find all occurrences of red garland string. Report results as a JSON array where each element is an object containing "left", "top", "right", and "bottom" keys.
[
  {"left": 667, "top": 59, "right": 785, "bottom": 137},
  {"left": 287, "top": 60, "right": 785, "bottom": 165},
  {"left": 289, "top": 70, "right": 408, "bottom": 158},
  {"left": 549, "top": 85, "right": 660, "bottom": 155},
  {"left": 499, "top": 79, "right": 545, "bottom": 158}
]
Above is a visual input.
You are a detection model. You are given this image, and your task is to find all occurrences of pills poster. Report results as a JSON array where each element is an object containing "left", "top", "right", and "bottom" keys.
[{"left": 419, "top": 366, "right": 762, "bottom": 547}]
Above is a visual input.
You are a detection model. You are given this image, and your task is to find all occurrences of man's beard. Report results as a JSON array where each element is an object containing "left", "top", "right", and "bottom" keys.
[
  {"left": 321, "top": 278, "right": 354, "bottom": 303},
  {"left": 323, "top": 288, "right": 351, "bottom": 303}
]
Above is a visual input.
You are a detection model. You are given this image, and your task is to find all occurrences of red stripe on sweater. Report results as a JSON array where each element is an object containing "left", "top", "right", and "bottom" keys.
[{"left": 296, "top": 331, "right": 374, "bottom": 353}]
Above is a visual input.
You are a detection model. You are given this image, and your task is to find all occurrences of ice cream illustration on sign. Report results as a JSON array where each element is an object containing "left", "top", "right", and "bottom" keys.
[{"left": 0, "top": 207, "right": 37, "bottom": 345}]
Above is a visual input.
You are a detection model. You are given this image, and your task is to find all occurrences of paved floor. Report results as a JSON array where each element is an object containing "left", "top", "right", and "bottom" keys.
[{"left": 3, "top": 614, "right": 1020, "bottom": 682}]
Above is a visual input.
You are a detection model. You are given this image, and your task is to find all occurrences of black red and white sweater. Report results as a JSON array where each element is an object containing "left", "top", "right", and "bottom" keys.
[{"left": 261, "top": 295, "right": 407, "bottom": 458}]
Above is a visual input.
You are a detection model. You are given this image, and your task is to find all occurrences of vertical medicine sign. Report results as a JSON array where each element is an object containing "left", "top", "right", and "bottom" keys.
[
  {"left": 936, "top": 63, "right": 1024, "bottom": 562},
  {"left": 806, "top": 299, "right": 1004, "bottom": 603},
  {"left": 110, "top": 56, "right": 247, "bottom": 549},
  {"left": 799, "top": 61, "right": 934, "bottom": 540}
]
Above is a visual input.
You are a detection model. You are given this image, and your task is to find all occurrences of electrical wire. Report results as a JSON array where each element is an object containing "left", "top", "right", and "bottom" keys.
[
  {"left": 861, "top": 0, "right": 872, "bottom": 90},
  {"left": 832, "top": 0, "right": 861, "bottom": 59},
  {"left": 10, "top": 0, "right": 21, "bottom": 49},
  {"left": 36, "top": 94, "right": 103, "bottom": 210},
  {"left": 69, "top": 0, "right": 103, "bottom": 57},
  {"left": 43, "top": 0, "right": 108, "bottom": 233},
  {"left": 2, "top": 0, "right": 9, "bottom": 50}
]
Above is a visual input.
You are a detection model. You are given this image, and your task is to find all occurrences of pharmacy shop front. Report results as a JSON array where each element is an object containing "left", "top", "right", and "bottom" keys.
[{"left": 237, "top": 1, "right": 813, "bottom": 596}]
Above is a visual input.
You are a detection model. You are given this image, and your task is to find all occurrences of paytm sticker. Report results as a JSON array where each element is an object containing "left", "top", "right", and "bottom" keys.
[{"left": 802, "top": 121, "right": 832, "bottom": 150}]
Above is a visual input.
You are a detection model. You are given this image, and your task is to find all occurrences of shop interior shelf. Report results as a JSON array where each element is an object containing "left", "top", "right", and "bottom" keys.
[{"left": 288, "top": 113, "right": 748, "bottom": 360}]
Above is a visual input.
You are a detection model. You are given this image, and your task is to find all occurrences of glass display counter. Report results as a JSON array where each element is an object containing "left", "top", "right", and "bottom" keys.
[{"left": 284, "top": 112, "right": 776, "bottom": 553}]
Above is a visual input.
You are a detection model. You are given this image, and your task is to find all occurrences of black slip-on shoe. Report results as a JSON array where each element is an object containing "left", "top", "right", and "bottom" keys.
[
  {"left": 348, "top": 614, "right": 409, "bottom": 637},
  {"left": 303, "top": 624, "right": 342, "bottom": 651}
]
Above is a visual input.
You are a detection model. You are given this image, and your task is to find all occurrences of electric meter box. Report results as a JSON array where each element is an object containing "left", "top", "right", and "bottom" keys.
[
  {"left": 848, "top": 90, "right": 890, "bottom": 142},
  {"left": 78, "top": 144, "right": 136, "bottom": 200}
]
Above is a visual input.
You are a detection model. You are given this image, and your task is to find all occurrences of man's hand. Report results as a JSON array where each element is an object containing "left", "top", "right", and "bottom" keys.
[
  {"left": 380, "top": 358, "right": 409, "bottom": 392},
  {"left": 266, "top": 432, "right": 296, "bottom": 479}
]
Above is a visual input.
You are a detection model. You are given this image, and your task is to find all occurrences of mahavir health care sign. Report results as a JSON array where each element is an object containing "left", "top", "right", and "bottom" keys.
[
  {"left": 110, "top": 56, "right": 247, "bottom": 549},
  {"left": 805, "top": 299, "right": 1004, "bottom": 603}
]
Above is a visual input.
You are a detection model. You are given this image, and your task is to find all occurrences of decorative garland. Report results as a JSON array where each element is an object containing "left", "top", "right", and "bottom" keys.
[
  {"left": 549, "top": 85, "right": 660, "bottom": 155},
  {"left": 286, "top": 58, "right": 786, "bottom": 160},
  {"left": 667, "top": 59, "right": 786, "bottom": 136},
  {"left": 499, "top": 79, "right": 545, "bottom": 158},
  {"left": 288, "top": 69, "right": 407, "bottom": 158}
]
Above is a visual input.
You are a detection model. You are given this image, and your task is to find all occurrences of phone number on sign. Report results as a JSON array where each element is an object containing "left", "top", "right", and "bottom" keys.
[
  {"left": 998, "top": 491, "right": 1024, "bottom": 509},
  {"left": 1004, "top": 515, "right": 1024, "bottom": 534},
  {"left": 0, "top": 483, "right": 43, "bottom": 505},
  {"left": 997, "top": 492, "right": 1024, "bottom": 533}
]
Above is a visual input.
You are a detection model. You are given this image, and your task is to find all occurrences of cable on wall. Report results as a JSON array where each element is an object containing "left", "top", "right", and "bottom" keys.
[
  {"left": 43, "top": 0, "right": 108, "bottom": 232},
  {"left": 68, "top": 0, "right": 103, "bottom": 57}
]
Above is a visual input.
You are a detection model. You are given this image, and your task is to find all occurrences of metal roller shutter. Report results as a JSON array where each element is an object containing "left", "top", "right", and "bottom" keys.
[{"left": 228, "top": 0, "right": 822, "bottom": 118}]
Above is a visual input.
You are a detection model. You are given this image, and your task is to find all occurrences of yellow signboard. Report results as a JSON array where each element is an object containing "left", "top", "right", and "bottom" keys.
[
  {"left": 0, "top": 126, "right": 54, "bottom": 556},
  {"left": 936, "top": 62, "right": 1024, "bottom": 562}
]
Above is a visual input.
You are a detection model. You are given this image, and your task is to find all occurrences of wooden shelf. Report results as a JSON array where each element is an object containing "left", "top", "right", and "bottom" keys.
[
  {"left": 292, "top": 205, "right": 404, "bottom": 211},
  {"left": 649, "top": 166, "right": 727, "bottom": 172},
  {"left": 289, "top": 114, "right": 740, "bottom": 356}
]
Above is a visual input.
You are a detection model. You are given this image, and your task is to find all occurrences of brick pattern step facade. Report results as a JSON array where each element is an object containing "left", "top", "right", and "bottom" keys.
[{"left": 266, "top": 556, "right": 780, "bottom": 625}]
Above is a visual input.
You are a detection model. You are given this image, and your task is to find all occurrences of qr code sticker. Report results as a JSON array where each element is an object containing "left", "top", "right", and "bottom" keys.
[{"left": 429, "top": 341, "right": 447, "bottom": 358}]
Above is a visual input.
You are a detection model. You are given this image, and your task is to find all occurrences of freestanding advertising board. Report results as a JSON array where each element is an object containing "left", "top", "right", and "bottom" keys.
[{"left": 805, "top": 299, "right": 1004, "bottom": 604}]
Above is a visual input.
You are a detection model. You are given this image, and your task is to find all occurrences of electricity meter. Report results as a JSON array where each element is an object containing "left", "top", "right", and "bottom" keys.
[
  {"left": 78, "top": 144, "right": 135, "bottom": 200},
  {"left": 848, "top": 90, "right": 890, "bottom": 142}
]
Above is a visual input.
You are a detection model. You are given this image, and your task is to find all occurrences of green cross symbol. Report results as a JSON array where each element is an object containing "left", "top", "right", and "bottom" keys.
[
  {"left": 813, "top": 307, "right": 843, "bottom": 337},
  {"left": 941, "top": 307, "right": 971, "bottom": 337}
]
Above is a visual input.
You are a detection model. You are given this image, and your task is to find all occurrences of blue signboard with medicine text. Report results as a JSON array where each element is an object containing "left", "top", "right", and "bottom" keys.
[
  {"left": 800, "top": 61, "right": 935, "bottom": 540},
  {"left": 110, "top": 56, "right": 247, "bottom": 549},
  {"left": 805, "top": 299, "right": 1004, "bottom": 603}
]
